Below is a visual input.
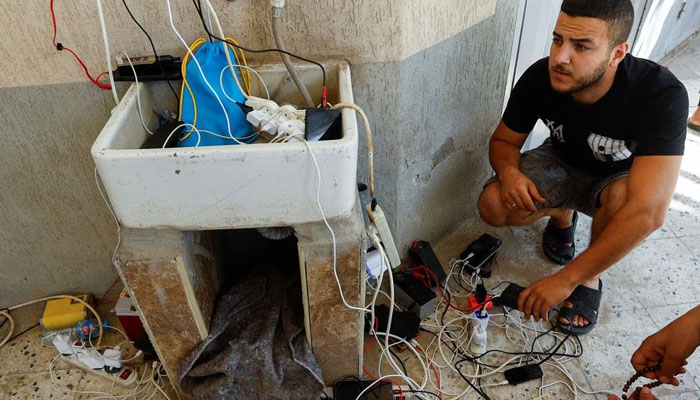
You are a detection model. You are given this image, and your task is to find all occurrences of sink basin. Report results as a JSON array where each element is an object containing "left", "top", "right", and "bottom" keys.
[{"left": 91, "top": 61, "right": 358, "bottom": 230}]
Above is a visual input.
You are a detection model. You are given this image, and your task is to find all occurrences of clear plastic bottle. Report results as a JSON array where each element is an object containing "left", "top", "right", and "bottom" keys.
[
  {"left": 41, "top": 319, "right": 110, "bottom": 347},
  {"left": 41, "top": 326, "right": 75, "bottom": 347}
]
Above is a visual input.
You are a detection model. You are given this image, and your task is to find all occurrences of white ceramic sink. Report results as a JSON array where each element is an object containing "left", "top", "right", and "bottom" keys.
[{"left": 91, "top": 62, "right": 358, "bottom": 230}]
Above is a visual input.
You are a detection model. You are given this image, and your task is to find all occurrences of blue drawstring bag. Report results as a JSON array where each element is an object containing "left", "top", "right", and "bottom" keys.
[{"left": 179, "top": 40, "right": 256, "bottom": 147}]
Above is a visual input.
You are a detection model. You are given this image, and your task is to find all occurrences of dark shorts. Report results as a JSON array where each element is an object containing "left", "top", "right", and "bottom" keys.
[{"left": 484, "top": 139, "right": 629, "bottom": 217}]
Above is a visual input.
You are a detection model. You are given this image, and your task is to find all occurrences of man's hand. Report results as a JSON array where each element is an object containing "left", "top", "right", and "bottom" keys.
[
  {"left": 498, "top": 167, "right": 546, "bottom": 213},
  {"left": 631, "top": 306, "right": 700, "bottom": 385},
  {"left": 607, "top": 387, "right": 658, "bottom": 400},
  {"left": 517, "top": 273, "right": 577, "bottom": 322}
]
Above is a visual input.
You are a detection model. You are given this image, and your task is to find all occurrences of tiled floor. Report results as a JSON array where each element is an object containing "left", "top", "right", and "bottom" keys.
[
  {"left": 0, "top": 301, "right": 177, "bottom": 399},
  {"left": 364, "top": 36, "right": 700, "bottom": 400}
]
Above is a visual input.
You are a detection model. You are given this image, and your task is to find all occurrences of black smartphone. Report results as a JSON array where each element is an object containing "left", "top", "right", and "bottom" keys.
[{"left": 460, "top": 233, "right": 502, "bottom": 269}]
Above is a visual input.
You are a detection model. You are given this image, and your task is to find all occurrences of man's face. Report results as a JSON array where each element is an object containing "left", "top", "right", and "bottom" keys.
[{"left": 549, "top": 13, "right": 616, "bottom": 94}]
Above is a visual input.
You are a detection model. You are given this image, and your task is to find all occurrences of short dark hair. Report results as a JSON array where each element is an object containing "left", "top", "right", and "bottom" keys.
[{"left": 561, "top": 0, "right": 634, "bottom": 46}]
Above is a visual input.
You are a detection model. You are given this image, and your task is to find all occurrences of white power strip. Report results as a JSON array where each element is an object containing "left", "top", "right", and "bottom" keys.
[
  {"left": 366, "top": 203, "right": 401, "bottom": 268},
  {"left": 59, "top": 354, "right": 138, "bottom": 388}
]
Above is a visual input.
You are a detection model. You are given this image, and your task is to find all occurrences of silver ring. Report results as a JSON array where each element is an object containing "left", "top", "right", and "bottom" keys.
[{"left": 511, "top": 203, "right": 517, "bottom": 208}]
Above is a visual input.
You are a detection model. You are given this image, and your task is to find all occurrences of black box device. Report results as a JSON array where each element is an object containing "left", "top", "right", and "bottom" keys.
[
  {"left": 409, "top": 241, "right": 447, "bottom": 287},
  {"left": 493, "top": 283, "right": 525, "bottom": 310},
  {"left": 504, "top": 364, "right": 543, "bottom": 385}
]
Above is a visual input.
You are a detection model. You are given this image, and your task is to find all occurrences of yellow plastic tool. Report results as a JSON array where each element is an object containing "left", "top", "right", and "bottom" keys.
[{"left": 39, "top": 294, "right": 93, "bottom": 330}]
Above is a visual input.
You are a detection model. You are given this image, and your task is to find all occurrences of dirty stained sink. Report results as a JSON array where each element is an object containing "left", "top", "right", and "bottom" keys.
[{"left": 91, "top": 62, "right": 358, "bottom": 230}]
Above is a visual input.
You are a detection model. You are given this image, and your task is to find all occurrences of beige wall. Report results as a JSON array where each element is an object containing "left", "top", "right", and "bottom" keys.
[
  {"left": 0, "top": 0, "right": 514, "bottom": 305},
  {"left": 1, "top": 0, "right": 495, "bottom": 88}
]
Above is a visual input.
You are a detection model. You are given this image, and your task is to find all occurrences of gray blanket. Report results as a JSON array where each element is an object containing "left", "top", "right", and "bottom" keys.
[{"left": 179, "top": 263, "right": 324, "bottom": 399}]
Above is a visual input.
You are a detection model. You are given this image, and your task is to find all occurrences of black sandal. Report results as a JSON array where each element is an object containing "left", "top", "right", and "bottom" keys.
[
  {"left": 542, "top": 211, "right": 578, "bottom": 265},
  {"left": 556, "top": 279, "right": 603, "bottom": 336}
]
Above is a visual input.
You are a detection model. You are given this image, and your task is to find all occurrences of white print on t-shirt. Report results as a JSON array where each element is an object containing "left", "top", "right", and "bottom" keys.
[
  {"left": 587, "top": 133, "right": 632, "bottom": 162},
  {"left": 544, "top": 118, "right": 565, "bottom": 142}
]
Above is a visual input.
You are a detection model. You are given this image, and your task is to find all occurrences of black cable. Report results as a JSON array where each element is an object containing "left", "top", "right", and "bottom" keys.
[
  {"left": 121, "top": 0, "right": 180, "bottom": 104},
  {"left": 389, "top": 348, "right": 408, "bottom": 377},
  {"left": 407, "top": 390, "right": 442, "bottom": 399},
  {"left": 190, "top": 1, "right": 327, "bottom": 90},
  {"left": 419, "top": 320, "right": 582, "bottom": 370},
  {"left": 454, "top": 360, "right": 492, "bottom": 400},
  {"left": 192, "top": 0, "right": 214, "bottom": 42},
  {"left": 536, "top": 328, "right": 571, "bottom": 366},
  {"left": 527, "top": 325, "right": 557, "bottom": 364}
]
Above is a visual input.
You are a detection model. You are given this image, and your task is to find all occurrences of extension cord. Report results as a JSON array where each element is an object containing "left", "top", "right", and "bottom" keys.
[
  {"left": 366, "top": 203, "right": 401, "bottom": 268},
  {"left": 245, "top": 96, "right": 280, "bottom": 114},
  {"left": 246, "top": 107, "right": 306, "bottom": 139},
  {"left": 391, "top": 384, "right": 412, "bottom": 399},
  {"left": 59, "top": 354, "right": 138, "bottom": 388}
]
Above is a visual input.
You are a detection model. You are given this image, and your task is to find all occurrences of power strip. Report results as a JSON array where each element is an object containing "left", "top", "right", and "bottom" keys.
[
  {"left": 59, "top": 355, "right": 138, "bottom": 388},
  {"left": 366, "top": 203, "right": 400, "bottom": 268},
  {"left": 391, "top": 384, "right": 416, "bottom": 399}
]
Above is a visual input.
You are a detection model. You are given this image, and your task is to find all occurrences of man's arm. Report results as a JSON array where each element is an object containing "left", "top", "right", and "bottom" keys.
[
  {"left": 489, "top": 122, "right": 546, "bottom": 212},
  {"left": 520, "top": 155, "right": 682, "bottom": 321},
  {"left": 558, "top": 155, "right": 682, "bottom": 288},
  {"left": 489, "top": 121, "right": 528, "bottom": 174}
]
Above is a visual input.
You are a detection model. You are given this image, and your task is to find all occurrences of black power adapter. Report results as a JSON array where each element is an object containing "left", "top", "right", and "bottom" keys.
[
  {"left": 364, "top": 304, "right": 421, "bottom": 343},
  {"left": 113, "top": 55, "right": 182, "bottom": 82},
  {"left": 333, "top": 379, "right": 392, "bottom": 400},
  {"left": 393, "top": 274, "right": 437, "bottom": 320},
  {"left": 504, "top": 364, "right": 543, "bottom": 384},
  {"left": 493, "top": 283, "right": 525, "bottom": 310}
]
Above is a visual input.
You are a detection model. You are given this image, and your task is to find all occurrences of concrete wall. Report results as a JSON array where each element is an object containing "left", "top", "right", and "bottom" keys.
[
  {"left": 0, "top": 0, "right": 517, "bottom": 304},
  {"left": 353, "top": 2, "right": 519, "bottom": 253},
  {"left": 633, "top": 0, "right": 700, "bottom": 61}
]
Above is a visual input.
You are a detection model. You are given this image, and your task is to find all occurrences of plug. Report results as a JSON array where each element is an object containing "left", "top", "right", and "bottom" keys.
[
  {"left": 245, "top": 96, "right": 279, "bottom": 114},
  {"left": 276, "top": 118, "right": 305, "bottom": 137},
  {"left": 246, "top": 110, "right": 269, "bottom": 128},
  {"left": 365, "top": 202, "right": 400, "bottom": 268}
]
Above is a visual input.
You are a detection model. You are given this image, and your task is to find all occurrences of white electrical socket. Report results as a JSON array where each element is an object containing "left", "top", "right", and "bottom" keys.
[
  {"left": 60, "top": 354, "right": 138, "bottom": 388},
  {"left": 366, "top": 203, "right": 401, "bottom": 268},
  {"left": 392, "top": 384, "right": 412, "bottom": 399}
]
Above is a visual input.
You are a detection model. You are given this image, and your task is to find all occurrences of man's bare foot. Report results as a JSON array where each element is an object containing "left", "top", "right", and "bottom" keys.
[
  {"left": 550, "top": 209, "right": 575, "bottom": 230},
  {"left": 559, "top": 276, "right": 600, "bottom": 327}
]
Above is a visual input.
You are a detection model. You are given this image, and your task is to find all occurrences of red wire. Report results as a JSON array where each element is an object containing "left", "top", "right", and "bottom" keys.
[
  {"left": 96, "top": 71, "right": 109, "bottom": 83},
  {"left": 363, "top": 317, "right": 407, "bottom": 395},
  {"left": 50, "top": 0, "right": 111, "bottom": 90},
  {"left": 410, "top": 265, "right": 490, "bottom": 312}
]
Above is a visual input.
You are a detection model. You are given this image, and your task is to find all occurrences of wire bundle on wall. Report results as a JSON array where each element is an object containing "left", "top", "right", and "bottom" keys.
[{"left": 50, "top": 0, "right": 111, "bottom": 91}]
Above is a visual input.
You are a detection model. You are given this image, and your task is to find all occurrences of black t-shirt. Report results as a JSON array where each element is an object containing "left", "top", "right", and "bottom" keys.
[{"left": 502, "top": 54, "right": 688, "bottom": 177}]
